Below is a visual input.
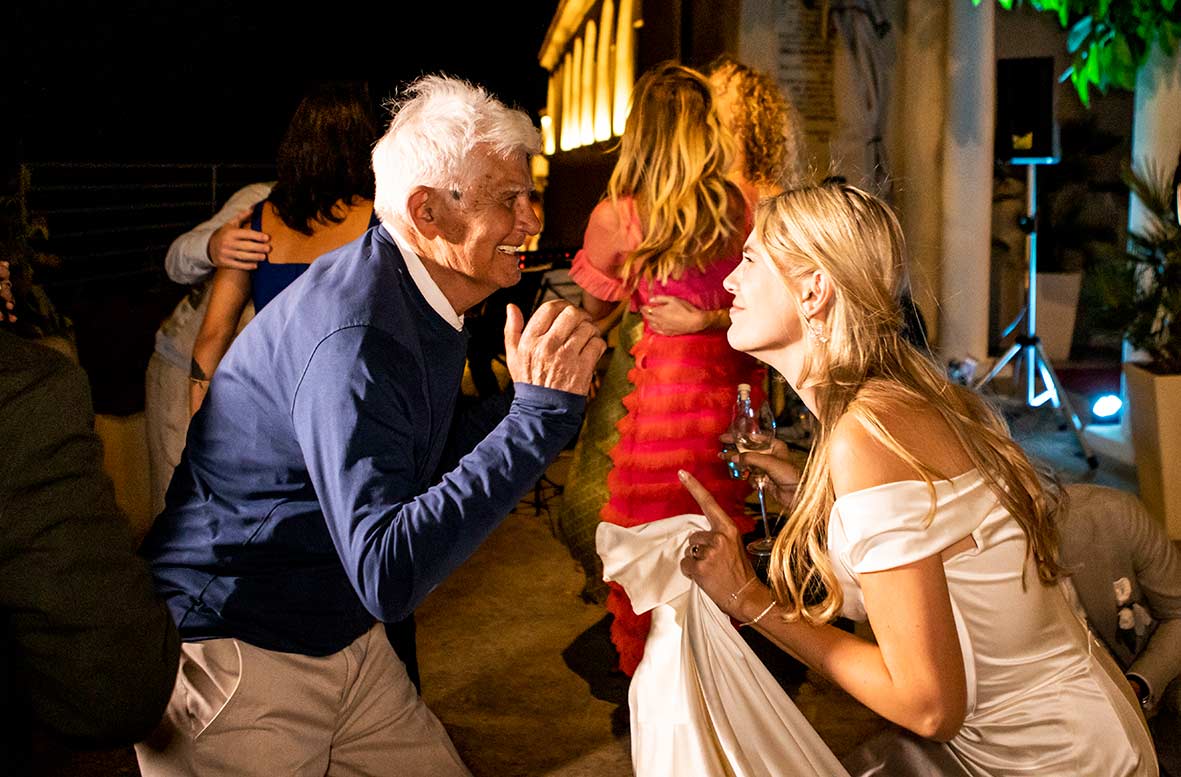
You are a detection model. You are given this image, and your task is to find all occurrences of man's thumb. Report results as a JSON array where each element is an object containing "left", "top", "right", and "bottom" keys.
[{"left": 504, "top": 304, "right": 524, "bottom": 359}]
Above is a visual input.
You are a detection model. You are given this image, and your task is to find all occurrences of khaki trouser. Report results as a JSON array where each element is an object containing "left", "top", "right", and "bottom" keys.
[{"left": 136, "top": 624, "right": 470, "bottom": 777}]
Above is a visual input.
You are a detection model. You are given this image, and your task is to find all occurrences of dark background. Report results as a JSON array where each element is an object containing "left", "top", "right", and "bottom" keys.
[
  {"left": 5, "top": 0, "right": 557, "bottom": 164},
  {"left": 2, "top": 0, "right": 563, "bottom": 414}
]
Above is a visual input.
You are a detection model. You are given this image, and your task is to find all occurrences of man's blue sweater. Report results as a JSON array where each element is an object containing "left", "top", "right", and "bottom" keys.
[{"left": 141, "top": 225, "right": 585, "bottom": 656}]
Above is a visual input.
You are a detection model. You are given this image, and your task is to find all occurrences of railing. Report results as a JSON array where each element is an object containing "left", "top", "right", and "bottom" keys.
[{"left": 19, "top": 162, "right": 274, "bottom": 287}]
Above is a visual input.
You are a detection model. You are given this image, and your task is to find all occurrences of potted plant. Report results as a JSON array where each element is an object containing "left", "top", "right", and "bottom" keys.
[
  {"left": 974, "top": 0, "right": 1181, "bottom": 107},
  {"left": 1091, "top": 160, "right": 1181, "bottom": 535}
]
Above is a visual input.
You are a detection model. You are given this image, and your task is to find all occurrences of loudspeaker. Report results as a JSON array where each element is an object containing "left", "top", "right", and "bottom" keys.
[{"left": 995, "top": 57, "right": 1059, "bottom": 164}]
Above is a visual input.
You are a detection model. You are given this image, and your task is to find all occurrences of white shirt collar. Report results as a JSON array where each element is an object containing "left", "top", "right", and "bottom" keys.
[{"left": 382, "top": 223, "right": 464, "bottom": 331}]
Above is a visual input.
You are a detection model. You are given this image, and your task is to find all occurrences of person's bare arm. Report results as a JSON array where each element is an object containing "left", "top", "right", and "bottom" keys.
[
  {"left": 189, "top": 268, "right": 252, "bottom": 415},
  {"left": 679, "top": 467, "right": 967, "bottom": 740},
  {"left": 572, "top": 199, "right": 633, "bottom": 334},
  {"left": 642, "top": 295, "right": 730, "bottom": 336},
  {"left": 581, "top": 292, "right": 625, "bottom": 334},
  {"left": 680, "top": 410, "right": 971, "bottom": 741}
]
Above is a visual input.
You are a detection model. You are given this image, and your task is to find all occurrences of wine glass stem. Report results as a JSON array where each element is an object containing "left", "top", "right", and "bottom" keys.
[{"left": 757, "top": 479, "right": 771, "bottom": 541}]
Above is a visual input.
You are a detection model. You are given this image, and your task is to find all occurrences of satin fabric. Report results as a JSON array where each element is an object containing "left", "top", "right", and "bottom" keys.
[
  {"left": 597, "top": 515, "right": 849, "bottom": 777},
  {"left": 830, "top": 471, "right": 1158, "bottom": 776}
]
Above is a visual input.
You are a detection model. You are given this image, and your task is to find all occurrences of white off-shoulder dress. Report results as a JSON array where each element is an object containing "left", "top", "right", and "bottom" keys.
[{"left": 830, "top": 470, "right": 1158, "bottom": 776}]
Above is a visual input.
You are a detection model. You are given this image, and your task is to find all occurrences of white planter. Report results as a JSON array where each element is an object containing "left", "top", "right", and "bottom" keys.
[
  {"left": 1035, "top": 272, "right": 1081, "bottom": 362},
  {"left": 1125, "top": 362, "right": 1181, "bottom": 539}
]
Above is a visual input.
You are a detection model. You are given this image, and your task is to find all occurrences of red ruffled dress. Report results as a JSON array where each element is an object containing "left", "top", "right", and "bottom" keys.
[{"left": 571, "top": 197, "right": 764, "bottom": 676}]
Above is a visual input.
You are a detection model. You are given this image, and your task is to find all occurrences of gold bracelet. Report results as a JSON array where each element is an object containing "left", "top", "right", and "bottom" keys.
[{"left": 740, "top": 599, "right": 777, "bottom": 628}]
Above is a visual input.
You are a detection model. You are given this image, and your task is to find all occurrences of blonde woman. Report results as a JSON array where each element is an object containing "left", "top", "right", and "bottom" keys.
[
  {"left": 680, "top": 185, "right": 1156, "bottom": 775},
  {"left": 645, "top": 58, "right": 805, "bottom": 338},
  {"left": 569, "top": 62, "right": 764, "bottom": 675}
]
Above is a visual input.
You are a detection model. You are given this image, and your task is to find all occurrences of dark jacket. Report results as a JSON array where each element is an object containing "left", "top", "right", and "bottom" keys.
[{"left": 0, "top": 331, "right": 179, "bottom": 773}]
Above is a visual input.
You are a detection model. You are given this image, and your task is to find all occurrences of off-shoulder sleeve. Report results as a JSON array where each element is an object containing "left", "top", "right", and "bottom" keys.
[
  {"left": 832, "top": 473, "right": 993, "bottom": 574},
  {"left": 569, "top": 198, "right": 641, "bottom": 302}
]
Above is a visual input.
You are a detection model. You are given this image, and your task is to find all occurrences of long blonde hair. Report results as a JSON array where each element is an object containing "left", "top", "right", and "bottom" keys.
[
  {"left": 762, "top": 184, "right": 1063, "bottom": 624},
  {"left": 608, "top": 62, "right": 742, "bottom": 285}
]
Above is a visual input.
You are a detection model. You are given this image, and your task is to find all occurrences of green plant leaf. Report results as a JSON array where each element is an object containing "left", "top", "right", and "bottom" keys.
[
  {"left": 1097, "top": 41, "right": 1115, "bottom": 88},
  {"left": 1084, "top": 43, "right": 1101, "bottom": 85},
  {"left": 983, "top": 0, "right": 1178, "bottom": 106},
  {"left": 1071, "top": 66, "right": 1093, "bottom": 107},
  {"left": 1160, "top": 21, "right": 1180, "bottom": 56},
  {"left": 1068, "top": 17, "right": 1094, "bottom": 51}
]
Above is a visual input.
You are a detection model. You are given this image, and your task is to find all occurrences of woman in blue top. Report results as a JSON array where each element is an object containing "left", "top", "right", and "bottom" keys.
[{"left": 190, "top": 81, "right": 377, "bottom": 414}]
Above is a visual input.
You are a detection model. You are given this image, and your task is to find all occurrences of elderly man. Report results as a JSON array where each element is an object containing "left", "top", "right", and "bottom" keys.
[{"left": 136, "top": 75, "right": 605, "bottom": 776}]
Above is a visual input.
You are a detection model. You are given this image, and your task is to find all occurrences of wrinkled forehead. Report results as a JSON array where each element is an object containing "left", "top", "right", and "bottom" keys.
[{"left": 456, "top": 147, "right": 533, "bottom": 197}]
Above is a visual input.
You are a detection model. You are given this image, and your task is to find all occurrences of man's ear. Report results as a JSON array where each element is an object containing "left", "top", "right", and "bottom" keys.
[{"left": 408, "top": 187, "right": 440, "bottom": 240}]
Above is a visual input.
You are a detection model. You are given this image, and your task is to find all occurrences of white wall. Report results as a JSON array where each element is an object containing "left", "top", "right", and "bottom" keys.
[{"left": 938, "top": 0, "right": 995, "bottom": 362}]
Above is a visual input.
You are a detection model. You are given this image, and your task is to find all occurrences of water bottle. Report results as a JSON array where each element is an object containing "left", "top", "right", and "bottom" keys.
[{"left": 722, "top": 383, "right": 753, "bottom": 479}]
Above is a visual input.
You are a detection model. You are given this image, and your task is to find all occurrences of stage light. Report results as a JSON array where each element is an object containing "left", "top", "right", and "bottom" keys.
[{"left": 1090, "top": 394, "right": 1123, "bottom": 422}]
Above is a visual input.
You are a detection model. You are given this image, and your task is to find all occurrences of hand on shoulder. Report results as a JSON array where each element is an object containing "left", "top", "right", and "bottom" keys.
[{"left": 208, "top": 207, "right": 270, "bottom": 270}]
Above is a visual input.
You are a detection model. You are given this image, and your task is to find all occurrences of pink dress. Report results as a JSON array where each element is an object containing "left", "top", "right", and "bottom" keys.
[{"left": 573, "top": 196, "right": 764, "bottom": 675}]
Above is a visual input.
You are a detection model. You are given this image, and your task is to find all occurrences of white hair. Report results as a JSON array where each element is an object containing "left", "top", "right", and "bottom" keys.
[{"left": 372, "top": 75, "right": 541, "bottom": 226}]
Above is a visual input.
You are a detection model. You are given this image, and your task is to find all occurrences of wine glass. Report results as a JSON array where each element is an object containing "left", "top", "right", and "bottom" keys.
[{"left": 735, "top": 401, "right": 778, "bottom": 559}]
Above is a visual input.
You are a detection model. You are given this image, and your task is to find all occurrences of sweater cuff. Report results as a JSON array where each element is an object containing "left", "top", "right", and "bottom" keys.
[{"left": 511, "top": 382, "right": 586, "bottom": 415}]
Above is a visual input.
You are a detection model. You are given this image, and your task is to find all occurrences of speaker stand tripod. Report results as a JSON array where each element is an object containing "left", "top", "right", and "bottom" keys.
[{"left": 975, "top": 164, "right": 1098, "bottom": 469}]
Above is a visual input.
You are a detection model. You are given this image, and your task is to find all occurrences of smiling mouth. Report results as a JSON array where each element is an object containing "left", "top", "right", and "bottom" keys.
[{"left": 497, "top": 244, "right": 519, "bottom": 256}]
